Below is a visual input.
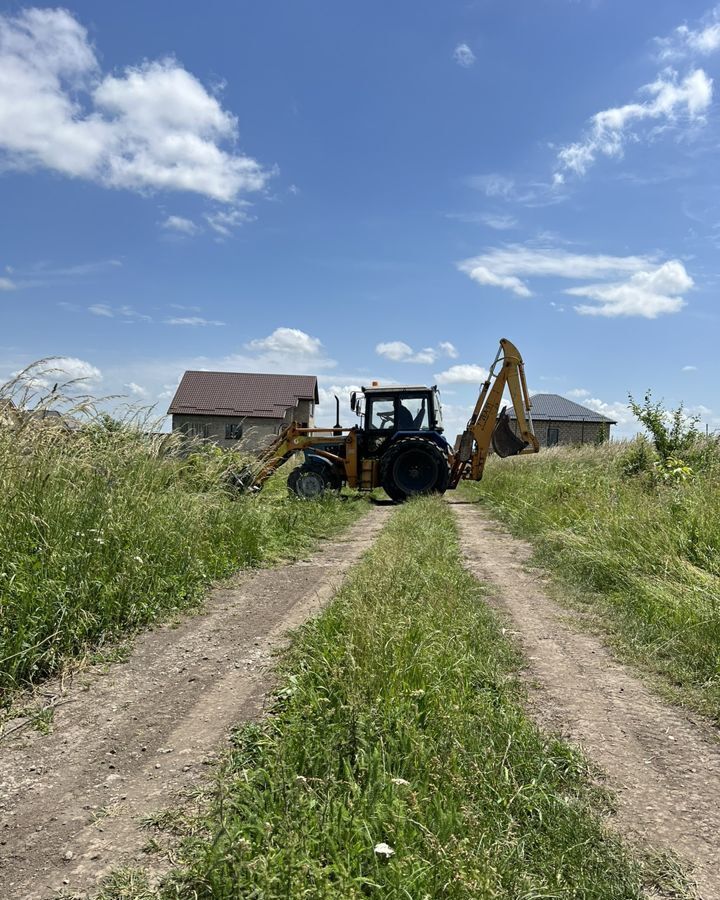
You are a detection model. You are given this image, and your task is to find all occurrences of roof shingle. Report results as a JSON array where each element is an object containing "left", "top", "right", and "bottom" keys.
[
  {"left": 507, "top": 393, "right": 616, "bottom": 424},
  {"left": 167, "top": 371, "right": 319, "bottom": 418}
]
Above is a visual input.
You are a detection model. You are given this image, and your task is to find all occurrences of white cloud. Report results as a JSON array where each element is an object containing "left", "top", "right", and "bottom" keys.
[
  {"left": 434, "top": 364, "right": 488, "bottom": 384},
  {"left": 54, "top": 356, "right": 102, "bottom": 384},
  {"left": 248, "top": 327, "right": 324, "bottom": 357},
  {"left": 88, "top": 303, "right": 113, "bottom": 317},
  {"left": 439, "top": 341, "right": 458, "bottom": 358},
  {"left": 453, "top": 43, "right": 476, "bottom": 68},
  {"left": 316, "top": 383, "right": 362, "bottom": 426},
  {"left": 0, "top": 8, "right": 270, "bottom": 202},
  {"left": 657, "top": 7, "right": 720, "bottom": 60},
  {"left": 376, "top": 341, "right": 420, "bottom": 362},
  {"left": 555, "top": 68, "right": 713, "bottom": 180},
  {"left": 567, "top": 388, "right": 590, "bottom": 398},
  {"left": 478, "top": 213, "right": 517, "bottom": 230},
  {"left": 375, "top": 341, "right": 458, "bottom": 364},
  {"left": 88, "top": 303, "right": 152, "bottom": 322},
  {"left": 459, "top": 264, "right": 532, "bottom": 297},
  {"left": 446, "top": 211, "right": 517, "bottom": 229},
  {"left": 205, "top": 205, "right": 254, "bottom": 237},
  {"left": 124, "top": 381, "right": 147, "bottom": 397},
  {"left": 161, "top": 215, "right": 198, "bottom": 235},
  {"left": 164, "top": 316, "right": 225, "bottom": 326},
  {"left": 458, "top": 245, "right": 693, "bottom": 317},
  {"left": 682, "top": 364, "right": 698, "bottom": 371},
  {"left": 0, "top": 276, "right": 16, "bottom": 290},
  {"left": 583, "top": 397, "right": 634, "bottom": 430},
  {"left": 467, "top": 173, "right": 515, "bottom": 197},
  {"left": 566, "top": 260, "right": 692, "bottom": 318}
]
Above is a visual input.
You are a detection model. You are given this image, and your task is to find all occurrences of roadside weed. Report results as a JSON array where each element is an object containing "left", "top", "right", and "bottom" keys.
[{"left": 462, "top": 443, "right": 720, "bottom": 719}]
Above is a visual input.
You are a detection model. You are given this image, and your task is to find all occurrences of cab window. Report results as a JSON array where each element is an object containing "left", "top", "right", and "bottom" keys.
[
  {"left": 397, "top": 396, "right": 429, "bottom": 430},
  {"left": 369, "top": 399, "right": 395, "bottom": 430}
]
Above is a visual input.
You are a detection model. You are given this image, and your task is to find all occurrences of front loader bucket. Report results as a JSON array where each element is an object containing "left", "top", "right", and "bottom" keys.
[
  {"left": 491, "top": 407, "right": 528, "bottom": 458},
  {"left": 226, "top": 464, "right": 263, "bottom": 495}
]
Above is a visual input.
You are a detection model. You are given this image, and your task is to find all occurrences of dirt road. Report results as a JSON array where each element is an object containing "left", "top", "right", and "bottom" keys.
[
  {"left": 452, "top": 499, "right": 720, "bottom": 900},
  {"left": 0, "top": 506, "right": 391, "bottom": 900}
]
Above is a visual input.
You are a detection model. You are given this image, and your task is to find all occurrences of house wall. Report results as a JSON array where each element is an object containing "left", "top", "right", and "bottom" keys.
[
  {"left": 172, "top": 399, "right": 315, "bottom": 452},
  {"left": 511, "top": 419, "right": 611, "bottom": 447},
  {"left": 282, "top": 398, "right": 314, "bottom": 427}
]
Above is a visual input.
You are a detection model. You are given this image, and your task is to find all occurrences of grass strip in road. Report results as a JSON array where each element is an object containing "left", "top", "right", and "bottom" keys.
[
  {"left": 461, "top": 445, "right": 720, "bottom": 721},
  {"left": 159, "top": 496, "right": 655, "bottom": 900}
]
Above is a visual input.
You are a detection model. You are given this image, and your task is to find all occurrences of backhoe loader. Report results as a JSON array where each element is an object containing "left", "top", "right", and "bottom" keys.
[{"left": 237, "top": 338, "right": 539, "bottom": 501}]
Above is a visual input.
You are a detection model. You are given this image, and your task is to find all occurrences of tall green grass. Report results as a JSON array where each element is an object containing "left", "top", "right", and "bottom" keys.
[
  {"left": 159, "top": 497, "right": 651, "bottom": 899},
  {"left": 0, "top": 368, "right": 363, "bottom": 702},
  {"left": 462, "top": 443, "right": 720, "bottom": 719}
]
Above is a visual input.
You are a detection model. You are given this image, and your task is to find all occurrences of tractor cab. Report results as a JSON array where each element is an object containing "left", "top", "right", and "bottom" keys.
[
  {"left": 351, "top": 385, "right": 443, "bottom": 435},
  {"left": 349, "top": 385, "right": 448, "bottom": 468}
]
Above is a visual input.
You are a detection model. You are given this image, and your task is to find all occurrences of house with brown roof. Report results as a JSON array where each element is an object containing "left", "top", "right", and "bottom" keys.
[{"left": 167, "top": 371, "right": 319, "bottom": 451}]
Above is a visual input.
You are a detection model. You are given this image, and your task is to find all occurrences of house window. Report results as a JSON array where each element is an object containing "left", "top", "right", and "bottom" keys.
[
  {"left": 547, "top": 427, "right": 559, "bottom": 447},
  {"left": 182, "top": 422, "right": 209, "bottom": 439},
  {"left": 225, "top": 422, "right": 243, "bottom": 441}
]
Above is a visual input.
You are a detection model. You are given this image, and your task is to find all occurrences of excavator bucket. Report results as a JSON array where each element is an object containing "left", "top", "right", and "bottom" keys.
[{"left": 491, "top": 407, "right": 528, "bottom": 458}]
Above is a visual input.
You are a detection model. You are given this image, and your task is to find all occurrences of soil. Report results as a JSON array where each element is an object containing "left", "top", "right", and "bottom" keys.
[
  {"left": 0, "top": 506, "right": 392, "bottom": 900},
  {"left": 451, "top": 499, "right": 720, "bottom": 900}
]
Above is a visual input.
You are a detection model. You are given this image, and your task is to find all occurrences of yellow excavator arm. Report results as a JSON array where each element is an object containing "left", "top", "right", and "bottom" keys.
[{"left": 449, "top": 338, "right": 539, "bottom": 487}]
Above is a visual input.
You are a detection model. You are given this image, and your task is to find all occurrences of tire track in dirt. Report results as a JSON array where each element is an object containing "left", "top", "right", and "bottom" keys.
[
  {"left": 452, "top": 499, "right": 720, "bottom": 900},
  {"left": 0, "top": 505, "right": 392, "bottom": 900}
]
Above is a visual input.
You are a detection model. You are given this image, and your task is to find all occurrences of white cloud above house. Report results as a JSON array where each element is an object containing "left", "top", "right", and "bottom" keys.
[
  {"left": 248, "top": 327, "right": 324, "bottom": 357},
  {"left": 0, "top": 8, "right": 270, "bottom": 202},
  {"left": 51, "top": 356, "right": 103, "bottom": 385},
  {"left": 0, "top": 276, "right": 16, "bottom": 290},
  {"left": 453, "top": 43, "right": 476, "bottom": 67},
  {"left": 554, "top": 68, "right": 713, "bottom": 182},
  {"left": 375, "top": 340, "right": 458, "bottom": 365},
  {"left": 457, "top": 245, "right": 693, "bottom": 317}
]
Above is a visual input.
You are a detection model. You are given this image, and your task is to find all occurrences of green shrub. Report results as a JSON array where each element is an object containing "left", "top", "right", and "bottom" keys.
[{"left": 629, "top": 390, "right": 699, "bottom": 461}]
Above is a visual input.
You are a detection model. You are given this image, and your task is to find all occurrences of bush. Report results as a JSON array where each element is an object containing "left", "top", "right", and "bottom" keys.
[
  {"left": 629, "top": 390, "right": 699, "bottom": 461},
  {"left": 618, "top": 437, "right": 655, "bottom": 478}
]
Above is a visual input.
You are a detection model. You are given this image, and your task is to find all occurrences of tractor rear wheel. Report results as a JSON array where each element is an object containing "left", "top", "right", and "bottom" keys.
[{"left": 380, "top": 438, "right": 450, "bottom": 502}]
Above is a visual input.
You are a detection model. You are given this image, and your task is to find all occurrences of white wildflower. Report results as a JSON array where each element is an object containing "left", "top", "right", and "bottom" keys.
[
  {"left": 374, "top": 842, "right": 395, "bottom": 858},
  {"left": 133, "top": 556, "right": 143, "bottom": 564},
  {"left": 391, "top": 777, "right": 410, "bottom": 786}
]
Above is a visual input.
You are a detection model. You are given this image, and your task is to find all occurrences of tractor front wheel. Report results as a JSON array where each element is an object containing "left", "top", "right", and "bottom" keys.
[{"left": 288, "top": 465, "right": 329, "bottom": 499}]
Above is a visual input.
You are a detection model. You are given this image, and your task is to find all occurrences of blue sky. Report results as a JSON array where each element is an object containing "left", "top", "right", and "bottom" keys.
[{"left": 1, "top": 0, "right": 719, "bottom": 437}]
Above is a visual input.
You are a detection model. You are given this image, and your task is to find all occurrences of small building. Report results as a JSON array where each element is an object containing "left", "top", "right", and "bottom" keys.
[
  {"left": 507, "top": 393, "right": 615, "bottom": 447},
  {"left": 168, "top": 371, "right": 318, "bottom": 451}
]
